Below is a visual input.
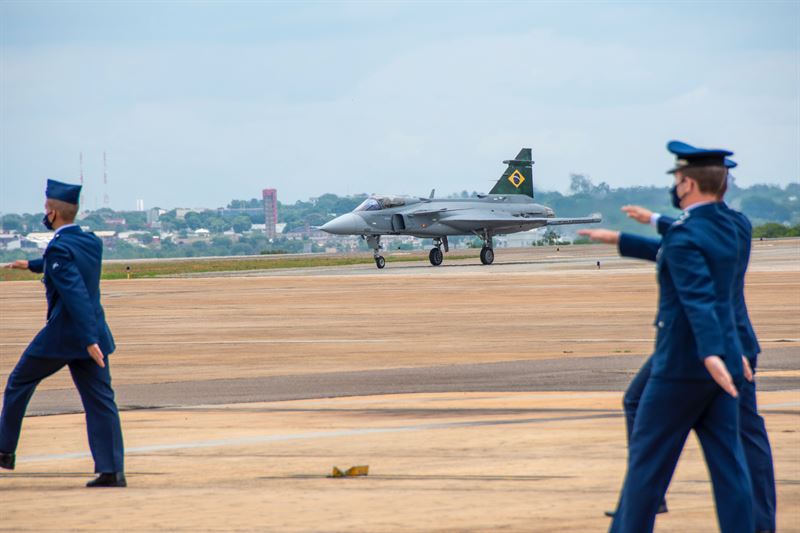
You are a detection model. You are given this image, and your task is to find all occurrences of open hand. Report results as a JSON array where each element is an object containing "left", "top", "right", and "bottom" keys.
[
  {"left": 87, "top": 344, "right": 106, "bottom": 368},
  {"left": 621, "top": 205, "right": 653, "bottom": 224},
  {"left": 704, "top": 355, "right": 738, "bottom": 397},
  {"left": 3, "top": 260, "right": 28, "bottom": 270},
  {"left": 743, "top": 356, "right": 753, "bottom": 382},
  {"left": 577, "top": 229, "right": 620, "bottom": 245}
]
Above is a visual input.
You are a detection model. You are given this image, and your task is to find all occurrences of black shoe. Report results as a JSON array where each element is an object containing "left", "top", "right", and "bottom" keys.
[
  {"left": 604, "top": 502, "right": 667, "bottom": 518},
  {"left": 0, "top": 451, "right": 14, "bottom": 470},
  {"left": 86, "top": 472, "right": 126, "bottom": 487}
]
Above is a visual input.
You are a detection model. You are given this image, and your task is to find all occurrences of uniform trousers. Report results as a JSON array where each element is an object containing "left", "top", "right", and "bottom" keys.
[
  {"left": 610, "top": 377, "right": 753, "bottom": 533},
  {"left": 0, "top": 354, "right": 124, "bottom": 472},
  {"left": 624, "top": 357, "right": 776, "bottom": 531}
]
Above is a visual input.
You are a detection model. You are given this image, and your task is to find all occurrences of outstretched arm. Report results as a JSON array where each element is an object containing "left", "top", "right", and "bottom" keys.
[
  {"left": 4, "top": 259, "right": 43, "bottom": 272},
  {"left": 578, "top": 229, "right": 661, "bottom": 262}
]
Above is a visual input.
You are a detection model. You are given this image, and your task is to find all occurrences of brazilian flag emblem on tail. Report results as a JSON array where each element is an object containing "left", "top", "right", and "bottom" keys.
[
  {"left": 508, "top": 170, "right": 525, "bottom": 188},
  {"left": 489, "top": 148, "right": 534, "bottom": 198}
]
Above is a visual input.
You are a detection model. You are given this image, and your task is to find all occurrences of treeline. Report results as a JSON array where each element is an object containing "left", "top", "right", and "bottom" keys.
[
  {"left": 752, "top": 223, "right": 800, "bottom": 238},
  {"left": 99, "top": 235, "right": 325, "bottom": 261},
  {"left": 533, "top": 175, "right": 800, "bottom": 237},
  {"left": 1, "top": 177, "right": 797, "bottom": 263},
  {"left": 4, "top": 177, "right": 797, "bottom": 236}
]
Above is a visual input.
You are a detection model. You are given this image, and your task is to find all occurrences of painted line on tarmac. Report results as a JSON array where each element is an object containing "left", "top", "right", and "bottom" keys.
[
  {"left": 761, "top": 400, "right": 800, "bottom": 409},
  {"left": 0, "top": 339, "right": 400, "bottom": 347},
  {"left": 17, "top": 413, "right": 619, "bottom": 465},
  {"left": 178, "top": 391, "right": 624, "bottom": 409},
  {"left": 4, "top": 339, "right": 796, "bottom": 347}
]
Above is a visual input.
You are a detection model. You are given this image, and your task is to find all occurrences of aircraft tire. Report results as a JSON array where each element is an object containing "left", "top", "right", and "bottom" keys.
[
  {"left": 429, "top": 248, "right": 443, "bottom": 266},
  {"left": 480, "top": 247, "right": 494, "bottom": 265},
  {"left": 375, "top": 256, "right": 386, "bottom": 269}
]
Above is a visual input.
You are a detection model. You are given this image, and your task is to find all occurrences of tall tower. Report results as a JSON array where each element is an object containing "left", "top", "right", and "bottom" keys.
[
  {"left": 103, "top": 151, "right": 109, "bottom": 207},
  {"left": 262, "top": 188, "right": 277, "bottom": 239}
]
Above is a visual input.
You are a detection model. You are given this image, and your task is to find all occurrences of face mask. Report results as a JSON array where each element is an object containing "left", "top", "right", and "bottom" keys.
[
  {"left": 42, "top": 212, "right": 55, "bottom": 230},
  {"left": 670, "top": 180, "right": 685, "bottom": 209}
]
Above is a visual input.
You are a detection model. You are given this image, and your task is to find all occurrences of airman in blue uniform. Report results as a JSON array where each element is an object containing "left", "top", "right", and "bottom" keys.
[
  {"left": 612, "top": 157, "right": 776, "bottom": 531},
  {"left": 580, "top": 142, "right": 754, "bottom": 532},
  {"left": 1, "top": 179, "right": 126, "bottom": 487}
]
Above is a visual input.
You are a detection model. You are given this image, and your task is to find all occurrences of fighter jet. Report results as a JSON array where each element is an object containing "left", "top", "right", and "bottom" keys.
[{"left": 319, "top": 148, "right": 601, "bottom": 268}]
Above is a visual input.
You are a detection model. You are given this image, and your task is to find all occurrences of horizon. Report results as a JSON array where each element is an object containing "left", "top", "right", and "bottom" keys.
[{"left": 1, "top": 177, "right": 797, "bottom": 217}]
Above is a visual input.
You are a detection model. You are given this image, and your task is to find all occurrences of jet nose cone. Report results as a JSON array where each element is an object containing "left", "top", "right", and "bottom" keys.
[{"left": 320, "top": 213, "right": 363, "bottom": 235}]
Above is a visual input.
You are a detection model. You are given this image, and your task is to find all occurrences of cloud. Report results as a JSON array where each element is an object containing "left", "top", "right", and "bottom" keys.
[{"left": 1, "top": 5, "right": 797, "bottom": 214}]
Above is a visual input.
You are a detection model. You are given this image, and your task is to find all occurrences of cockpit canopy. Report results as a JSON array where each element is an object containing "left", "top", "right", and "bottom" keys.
[{"left": 353, "top": 196, "right": 407, "bottom": 212}]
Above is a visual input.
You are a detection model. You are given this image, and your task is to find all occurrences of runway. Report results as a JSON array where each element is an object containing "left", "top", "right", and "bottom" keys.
[
  {"left": 21, "top": 347, "right": 800, "bottom": 416},
  {"left": 0, "top": 240, "right": 797, "bottom": 532}
]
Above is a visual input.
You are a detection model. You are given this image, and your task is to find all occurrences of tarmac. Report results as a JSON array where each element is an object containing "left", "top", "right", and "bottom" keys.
[{"left": 0, "top": 240, "right": 798, "bottom": 532}]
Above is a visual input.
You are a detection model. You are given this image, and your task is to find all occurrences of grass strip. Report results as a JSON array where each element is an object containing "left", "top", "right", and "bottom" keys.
[{"left": 0, "top": 252, "right": 478, "bottom": 282}]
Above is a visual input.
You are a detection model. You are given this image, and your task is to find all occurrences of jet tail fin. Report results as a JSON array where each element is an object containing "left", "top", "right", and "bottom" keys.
[{"left": 489, "top": 148, "right": 534, "bottom": 198}]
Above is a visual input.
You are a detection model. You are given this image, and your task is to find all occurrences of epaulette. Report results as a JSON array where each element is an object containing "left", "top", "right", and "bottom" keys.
[{"left": 673, "top": 211, "right": 690, "bottom": 226}]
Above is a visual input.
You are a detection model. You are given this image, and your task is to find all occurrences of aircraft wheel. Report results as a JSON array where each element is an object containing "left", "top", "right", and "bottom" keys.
[
  {"left": 375, "top": 256, "right": 386, "bottom": 269},
  {"left": 480, "top": 247, "right": 494, "bottom": 265},
  {"left": 429, "top": 247, "right": 443, "bottom": 266}
]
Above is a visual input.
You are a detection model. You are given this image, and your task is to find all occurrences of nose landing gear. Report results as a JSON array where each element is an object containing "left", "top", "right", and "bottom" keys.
[{"left": 365, "top": 235, "right": 385, "bottom": 269}]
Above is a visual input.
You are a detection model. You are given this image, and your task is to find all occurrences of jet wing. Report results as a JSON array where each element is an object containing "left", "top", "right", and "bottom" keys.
[
  {"left": 437, "top": 213, "right": 601, "bottom": 232},
  {"left": 437, "top": 213, "right": 550, "bottom": 232},
  {"left": 543, "top": 216, "right": 603, "bottom": 225}
]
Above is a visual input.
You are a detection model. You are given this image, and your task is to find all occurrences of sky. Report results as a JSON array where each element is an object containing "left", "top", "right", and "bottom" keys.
[{"left": 1, "top": 1, "right": 798, "bottom": 214}]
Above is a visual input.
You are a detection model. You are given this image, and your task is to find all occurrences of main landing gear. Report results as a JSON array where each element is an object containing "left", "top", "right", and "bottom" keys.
[
  {"left": 478, "top": 230, "right": 494, "bottom": 265},
  {"left": 428, "top": 236, "right": 449, "bottom": 266},
  {"left": 366, "top": 235, "right": 385, "bottom": 269}
]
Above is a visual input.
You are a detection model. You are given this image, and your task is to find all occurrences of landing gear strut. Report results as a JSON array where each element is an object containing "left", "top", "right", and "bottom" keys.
[
  {"left": 365, "top": 235, "right": 385, "bottom": 269},
  {"left": 429, "top": 237, "right": 448, "bottom": 266},
  {"left": 478, "top": 230, "right": 494, "bottom": 265}
]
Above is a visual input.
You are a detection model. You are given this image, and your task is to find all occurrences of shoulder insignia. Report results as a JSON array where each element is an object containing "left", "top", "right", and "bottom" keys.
[{"left": 673, "top": 211, "right": 690, "bottom": 226}]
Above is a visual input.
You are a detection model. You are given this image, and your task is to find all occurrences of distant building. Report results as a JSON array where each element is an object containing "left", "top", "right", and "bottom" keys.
[
  {"left": 93, "top": 230, "right": 117, "bottom": 244},
  {"left": 5, "top": 237, "right": 41, "bottom": 251},
  {"left": 136, "top": 199, "right": 145, "bottom": 211},
  {"left": 217, "top": 207, "right": 263, "bottom": 218},
  {"left": 147, "top": 208, "right": 161, "bottom": 228},
  {"left": 263, "top": 188, "right": 278, "bottom": 239},
  {"left": 175, "top": 208, "right": 210, "bottom": 220}
]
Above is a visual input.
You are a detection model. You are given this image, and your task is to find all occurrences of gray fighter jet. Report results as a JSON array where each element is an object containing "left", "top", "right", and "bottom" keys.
[{"left": 319, "top": 148, "right": 601, "bottom": 268}]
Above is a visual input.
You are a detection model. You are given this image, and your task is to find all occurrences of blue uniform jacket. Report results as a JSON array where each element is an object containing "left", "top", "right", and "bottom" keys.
[
  {"left": 620, "top": 204, "right": 761, "bottom": 361},
  {"left": 25, "top": 226, "right": 115, "bottom": 359},
  {"left": 621, "top": 204, "right": 743, "bottom": 380}
]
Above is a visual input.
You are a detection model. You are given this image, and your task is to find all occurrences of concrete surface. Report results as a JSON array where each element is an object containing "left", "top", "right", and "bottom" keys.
[{"left": 0, "top": 240, "right": 797, "bottom": 532}]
